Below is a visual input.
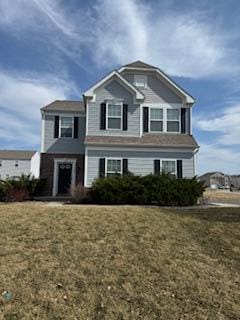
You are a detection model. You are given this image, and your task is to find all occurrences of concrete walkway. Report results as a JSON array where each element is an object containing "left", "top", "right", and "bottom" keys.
[{"left": 209, "top": 202, "right": 240, "bottom": 208}]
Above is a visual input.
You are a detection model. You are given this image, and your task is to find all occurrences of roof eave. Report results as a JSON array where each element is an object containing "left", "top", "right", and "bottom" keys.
[{"left": 83, "top": 71, "right": 144, "bottom": 101}]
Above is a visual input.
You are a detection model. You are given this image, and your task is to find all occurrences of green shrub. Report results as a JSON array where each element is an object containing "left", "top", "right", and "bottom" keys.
[
  {"left": 90, "top": 173, "right": 205, "bottom": 206},
  {"left": 0, "top": 175, "right": 46, "bottom": 202}
]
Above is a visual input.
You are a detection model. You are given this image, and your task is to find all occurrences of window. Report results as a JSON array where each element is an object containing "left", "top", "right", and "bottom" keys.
[
  {"left": 162, "top": 160, "right": 176, "bottom": 175},
  {"left": 60, "top": 116, "right": 73, "bottom": 138},
  {"left": 106, "top": 159, "right": 122, "bottom": 176},
  {"left": 15, "top": 160, "right": 19, "bottom": 167},
  {"left": 107, "top": 103, "right": 122, "bottom": 130},
  {"left": 134, "top": 75, "right": 147, "bottom": 88},
  {"left": 150, "top": 108, "right": 163, "bottom": 132},
  {"left": 167, "top": 109, "right": 180, "bottom": 132},
  {"left": 0, "top": 160, "right": 2, "bottom": 167},
  {"left": 6, "top": 174, "right": 9, "bottom": 179}
]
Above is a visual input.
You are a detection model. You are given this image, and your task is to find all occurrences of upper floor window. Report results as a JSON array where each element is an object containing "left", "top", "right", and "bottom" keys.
[
  {"left": 60, "top": 116, "right": 73, "bottom": 138},
  {"left": 0, "top": 160, "right": 2, "bottom": 167},
  {"left": 134, "top": 75, "right": 147, "bottom": 88},
  {"left": 15, "top": 160, "right": 19, "bottom": 167},
  {"left": 149, "top": 108, "right": 163, "bottom": 132},
  {"left": 106, "top": 159, "right": 122, "bottom": 176},
  {"left": 107, "top": 103, "right": 122, "bottom": 130},
  {"left": 167, "top": 109, "right": 180, "bottom": 132}
]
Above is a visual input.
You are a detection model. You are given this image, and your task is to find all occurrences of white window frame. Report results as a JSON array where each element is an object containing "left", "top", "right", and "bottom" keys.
[
  {"left": 166, "top": 108, "right": 181, "bottom": 133},
  {"left": 106, "top": 102, "right": 123, "bottom": 130},
  {"left": 156, "top": 159, "right": 177, "bottom": 176},
  {"left": 145, "top": 105, "right": 181, "bottom": 133},
  {"left": 59, "top": 116, "right": 74, "bottom": 138},
  {"left": 149, "top": 107, "right": 164, "bottom": 133},
  {"left": 105, "top": 158, "right": 122, "bottom": 176},
  {"left": 134, "top": 75, "right": 147, "bottom": 88}
]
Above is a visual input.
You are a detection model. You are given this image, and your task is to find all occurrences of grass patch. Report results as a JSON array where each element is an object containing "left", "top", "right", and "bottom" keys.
[{"left": 0, "top": 203, "right": 239, "bottom": 319}]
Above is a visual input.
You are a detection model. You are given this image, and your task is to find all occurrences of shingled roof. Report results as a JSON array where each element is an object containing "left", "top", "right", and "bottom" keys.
[
  {"left": 41, "top": 100, "right": 84, "bottom": 112},
  {"left": 0, "top": 150, "right": 36, "bottom": 160},
  {"left": 85, "top": 134, "right": 199, "bottom": 148},
  {"left": 123, "top": 60, "right": 157, "bottom": 69}
]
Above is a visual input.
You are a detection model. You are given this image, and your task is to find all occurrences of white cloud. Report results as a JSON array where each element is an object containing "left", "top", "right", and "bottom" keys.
[
  {"left": 196, "top": 105, "right": 240, "bottom": 145},
  {"left": 197, "top": 143, "right": 240, "bottom": 175},
  {"left": 0, "top": 110, "right": 40, "bottom": 147},
  {"left": 0, "top": 69, "right": 79, "bottom": 148},
  {"left": 0, "top": 0, "right": 239, "bottom": 78}
]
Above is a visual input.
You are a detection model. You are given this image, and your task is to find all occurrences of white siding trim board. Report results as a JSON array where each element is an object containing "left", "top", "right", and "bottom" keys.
[{"left": 86, "top": 146, "right": 197, "bottom": 153}]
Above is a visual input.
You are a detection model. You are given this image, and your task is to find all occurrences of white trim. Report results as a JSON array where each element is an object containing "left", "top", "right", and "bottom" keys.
[
  {"left": 41, "top": 114, "right": 45, "bottom": 153},
  {"left": 140, "top": 104, "right": 143, "bottom": 137},
  {"left": 190, "top": 108, "right": 192, "bottom": 135},
  {"left": 105, "top": 158, "right": 122, "bottom": 176},
  {"left": 84, "top": 147, "right": 88, "bottom": 187},
  {"left": 59, "top": 115, "right": 74, "bottom": 138},
  {"left": 86, "top": 100, "right": 89, "bottom": 135},
  {"left": 53, "top": 158, "right": 76, "bottom": 196},
  {"left": 83, "top": 71, "right": 144, "bottom": 101},
  {"left": 118, "top": 66, "right": 195, "bottom": 104},
  {"left": 86, "top": 146, "right": 197, "bottom": 153},
  {"left": 106, "top": 101, "right": 123, "bottom": 130}
]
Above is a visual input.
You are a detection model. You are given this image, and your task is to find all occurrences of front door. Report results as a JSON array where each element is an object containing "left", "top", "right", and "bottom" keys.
[{"left": 58, "top": 163, "right": 72, "bottom": 194}]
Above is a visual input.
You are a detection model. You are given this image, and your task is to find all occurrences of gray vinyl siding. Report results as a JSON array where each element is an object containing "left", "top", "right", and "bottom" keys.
[
  {"left": 43, "top": 114, "right": 85, "bottom": 154},
  {"left": 86, "top": 149, "right": 195, "bottom": 186},
  {"left": 87, "top": 79, "right": 141, "bottom": 137},
  {"left": 0, "top": 159, "right": 31, "bottom": 180},
  {"left": 122, "top": 71, "right": 182, "bottom": 104}
]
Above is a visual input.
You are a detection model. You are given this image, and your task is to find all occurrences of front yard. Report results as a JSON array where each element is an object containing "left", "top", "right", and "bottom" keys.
[{"left": 0, "top": 203, "right": 239, "bottom": 319}]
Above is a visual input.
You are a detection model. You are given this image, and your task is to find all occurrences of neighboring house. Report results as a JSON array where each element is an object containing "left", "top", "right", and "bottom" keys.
[
  {"left": 0, "top": 150, "right": 40, "bottom": 180},
  {"left": 230, "top": 175, "right": 240, "bottom": 189},
  {"left": 40, "top": 61, "right": 199, "bottom": 196},
  {"left": 199, "top": 172, "right": 231, "bottom": 189}
]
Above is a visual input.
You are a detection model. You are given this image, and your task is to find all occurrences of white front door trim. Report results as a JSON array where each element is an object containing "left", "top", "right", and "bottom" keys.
[{"left": 53, "top": 158, "right": 77, "bottom": 196}]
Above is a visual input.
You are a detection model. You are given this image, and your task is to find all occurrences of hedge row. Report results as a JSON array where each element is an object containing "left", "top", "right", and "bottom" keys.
[{"left": 89, "top": 173, "right": 205, "bottom": 206}]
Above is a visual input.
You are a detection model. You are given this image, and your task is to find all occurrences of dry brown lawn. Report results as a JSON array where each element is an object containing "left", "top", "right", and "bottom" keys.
[
  {"left": 0, "top": 203, "right": 239, "bottom": 319},
  {"left": 204, "top": 189, "right": 240, "bottom": 204}
]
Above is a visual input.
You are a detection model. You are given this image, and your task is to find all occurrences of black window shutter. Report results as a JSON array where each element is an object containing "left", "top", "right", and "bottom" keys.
[
  {"left": 99, "top": 158, "right": 105, "bottom": 178},
  {"left": 143, "top": 107, "right": 149, "bottom": 132},
  {"left": 100, "top": 103, "right": 106, "bottom": 130},
  {"left": 123, "top": 159, "right": 128, "bottom": 175},
  {"left": 177, "top": 160, "right": 183, "bottom": 178},
  {"left": 74, "top": 117, "right": 79, "bottom": 139},
  {"left": 154, "top": 160, "right": 160, "bottom": 175},
  {"left": 123, "top": 104, "right": 128, "bottom": 131},
  {"left": 181, "top": 108, "right": 186, "bottom": 133},
  {"left": 54, "top": 116, "right": 59, "bottom": 138}
]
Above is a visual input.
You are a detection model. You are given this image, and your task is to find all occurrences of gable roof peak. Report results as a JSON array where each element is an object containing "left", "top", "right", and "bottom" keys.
[{"left": 123, "top": 60, "right": 157, "bottom": 69}]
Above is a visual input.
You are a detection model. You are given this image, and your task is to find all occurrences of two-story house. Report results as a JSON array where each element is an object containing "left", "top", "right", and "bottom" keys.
[{"left": 40, "top": 61, "right": 199, "bottom": 196}]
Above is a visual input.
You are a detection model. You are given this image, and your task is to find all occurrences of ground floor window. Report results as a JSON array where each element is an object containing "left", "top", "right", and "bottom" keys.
[
  {"left": 106, "top": 159, "right": 122, "bottom": 176},
  {"left": 162, "top": 160, "right": 177, "bottom": 175}
]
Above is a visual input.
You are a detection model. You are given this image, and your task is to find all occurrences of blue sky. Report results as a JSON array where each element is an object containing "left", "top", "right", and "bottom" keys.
[{"left": 0, "top": 0, "right": 240, "bottom": 174}]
